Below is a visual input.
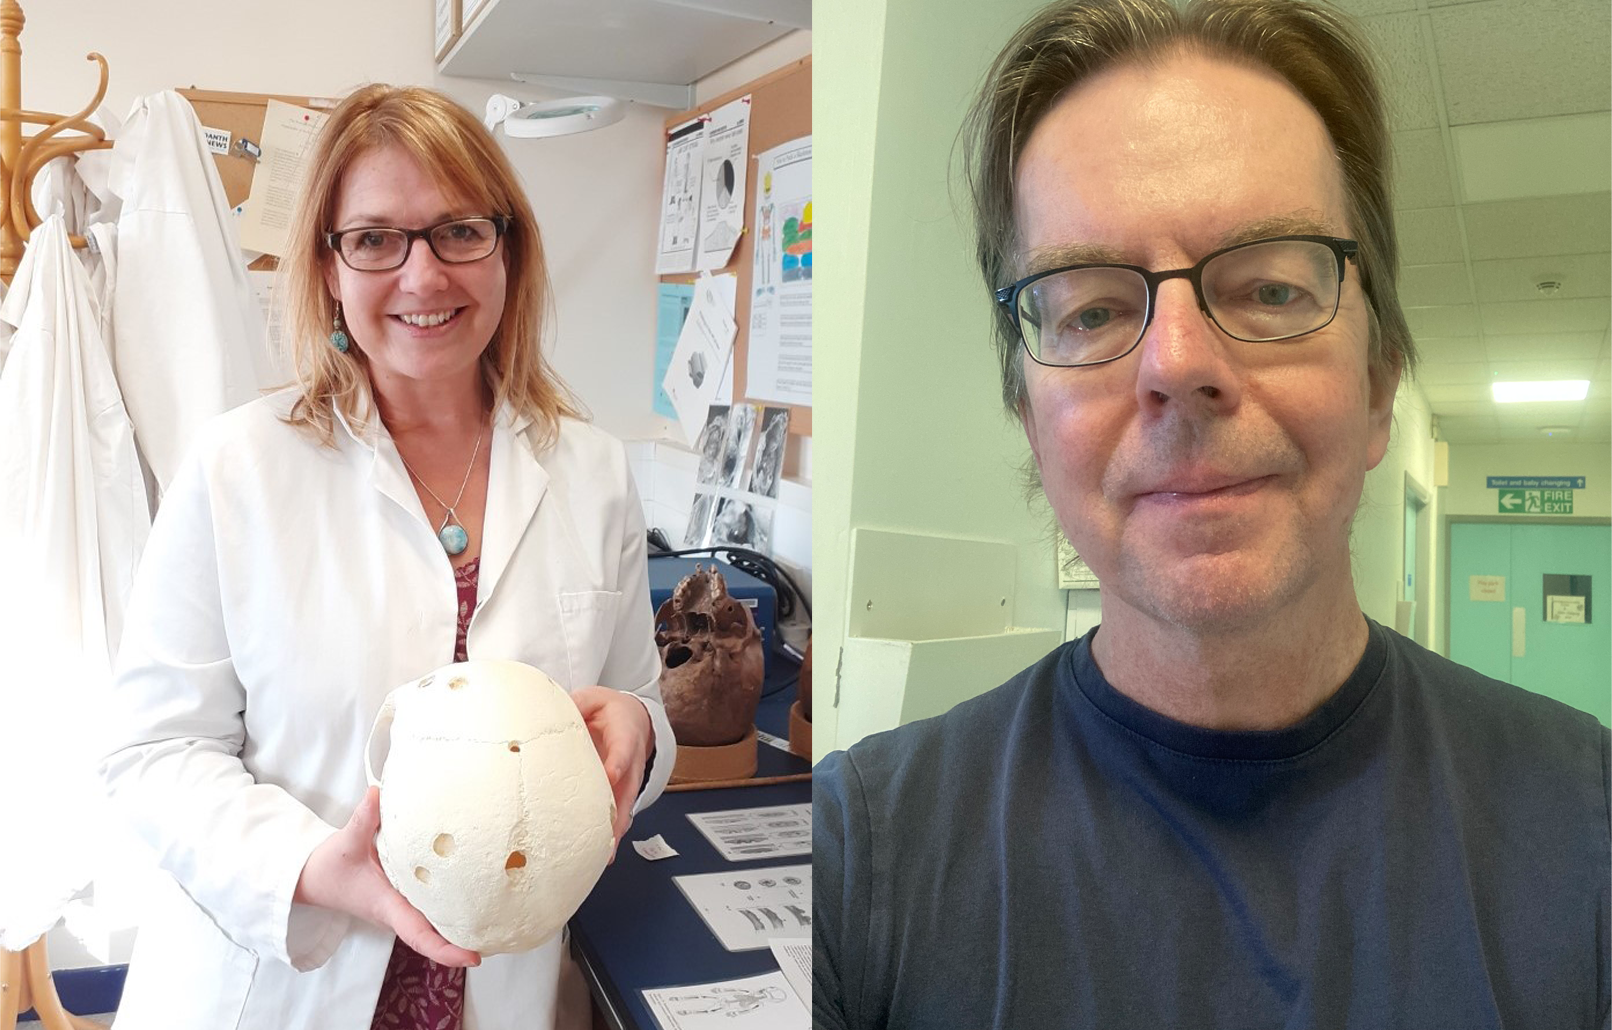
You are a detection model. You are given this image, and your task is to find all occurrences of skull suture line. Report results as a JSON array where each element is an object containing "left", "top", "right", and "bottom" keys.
[{"left": 365, "top": 660, "right": 615, "bottom": 954}]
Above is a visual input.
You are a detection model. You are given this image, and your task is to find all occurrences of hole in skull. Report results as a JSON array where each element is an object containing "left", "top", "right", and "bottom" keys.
[
  {"left": 665, "top": 644, "right": 694, "bottom": 669},
  {"left": 433, "top": 833, "right": 455, "bottom": 857},
  {"left": 505, "top": 851, "right": 527, "bottom": 872},
  {"left": 509, "top": 741, "right": 521, "bottom": 753},
  {"left": 414, "top": 866, "right": 431, "bottom": 884},
  {"left": 449, "top": 677, "right": 469, "bottom": 690}
]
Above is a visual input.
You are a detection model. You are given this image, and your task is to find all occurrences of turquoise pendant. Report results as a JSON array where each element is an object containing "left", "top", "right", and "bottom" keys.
[{"left": 439, "top": 524, "right": 469, "bottom": 555}]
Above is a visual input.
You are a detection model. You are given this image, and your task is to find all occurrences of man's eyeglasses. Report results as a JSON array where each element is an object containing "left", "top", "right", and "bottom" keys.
[
  {"left": 995, "top": 235, "right": 1359, "bottom": 368},
  {"left": 325, "top": 215, "right": 512, "bottom": 272}
]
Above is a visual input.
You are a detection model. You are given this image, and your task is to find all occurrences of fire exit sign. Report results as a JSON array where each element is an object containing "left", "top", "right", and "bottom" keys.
[{"left": 1498, "top": 488, "right": 1574, "bottom": 514}]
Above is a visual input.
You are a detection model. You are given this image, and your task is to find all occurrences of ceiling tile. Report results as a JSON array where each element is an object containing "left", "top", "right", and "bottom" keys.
[
  {"left": 1462, "top": 194, "right": 1612, "bottom": 260},
  {"left": 1452, "top": 114, "right": 1612, "bottom": 203},
  {"left": 1492, "top": 401, "right": 1589, "bottom": 426},
  {"left": 1479, "top": 298, "right": 1610, "bottom": 335},
  {"left": 1400, "top": 263, "right": 1474, "bottom": 306},
  {"left": 1395, "top": 206, "right": 1466, "bottom": 264},
  {"left": 1498, "top": 425, "right": 1553, "bottom": 441},
  {"left": 1572, "top": 422, "right": 1611, "bottom": 442},
  {"left": 1406, "top": 305, "right": 1480, "bottom": 336},
  {"left": 1414, "top": 335, "right": 1485, "bottom": 362},
  {"left": 1584, "top": 397, "right": 1612, "bottom": 418},
  {"left": 1415, "top": 361, "right": 1492, "bottom": 384},
  {"left": 1431, "top": 0, "right": 1612, "bottom": 124},
  {"left": 1330, "top": 0, "right": 1420, "bottom": 14},
  {"left": 1435, "top": 415, "right": 1500, "bottom": 442},
  {"left": 1361, "top": 13, "right": 1441, "bottom": 130},
  {"left": 1431, "top": 399, "right": 1501, "bottom": 416},
  {"left": 1488, "top": 358, "right": 1598, "bottom": 379},
  {"left": 1423, "top": 382, "right": 1496, "bottom": 403},
  {"left": 1392, "top": 129, "right": 1456, "bottom": 210},
  {"left": 1469, "top": 254, "right": 1612, "bottom": 302},
  {"left": 1483, "top": 332, "right": 1605, "bottom": 362}
]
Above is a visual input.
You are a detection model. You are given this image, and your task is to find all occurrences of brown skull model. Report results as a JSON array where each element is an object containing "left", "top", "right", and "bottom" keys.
[{"left": 653, "top": 565, "right": 765, "bottom": 746}]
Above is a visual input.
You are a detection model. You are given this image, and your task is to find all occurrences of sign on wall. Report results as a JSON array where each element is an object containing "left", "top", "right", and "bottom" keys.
[
  {"left": 1469, "top": 575, "right": 1506, "bottom": 602},
  {"left": 1498, "top": 489, "right": 1575, "bottom": 514},
  {"left": 1487, "top": 476, "right": 1586, "bottom": 489}
]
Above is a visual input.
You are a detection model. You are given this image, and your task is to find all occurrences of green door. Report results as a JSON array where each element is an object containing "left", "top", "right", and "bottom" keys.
[{"left": 1448, "top": 521, "right": 1611, "bottom": 726}]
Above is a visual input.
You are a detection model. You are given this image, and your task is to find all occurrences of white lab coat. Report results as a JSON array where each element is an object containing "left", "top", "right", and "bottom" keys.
[
  {"left": 0, "top": 215, "right": 149, "bottom": 950},
  {"left": 105, "top": 91, "right": 278, "bottom": 495},
  {"left": 100, "top": 391, "right": 676, "bottom": 1030}
]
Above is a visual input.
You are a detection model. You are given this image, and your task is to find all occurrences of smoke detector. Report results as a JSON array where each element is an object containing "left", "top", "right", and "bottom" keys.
[{"left": 1535, "top": 279, "right": 1564, "bottom": 296}]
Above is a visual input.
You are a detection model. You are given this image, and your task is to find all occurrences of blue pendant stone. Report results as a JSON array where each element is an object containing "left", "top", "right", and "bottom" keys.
[
  {"left": 439, "top": 524, "right": 469, "bottom": 555},
  {"left": 331, "top": 330, "right": 349, "bottom": 353}
]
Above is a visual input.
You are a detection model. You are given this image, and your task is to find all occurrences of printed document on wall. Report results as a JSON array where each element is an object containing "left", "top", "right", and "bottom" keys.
[
  {"left": 746, "top": 137, "right": 811, "bottom": 407},
  {"left": 656, "top": 120, "right": 705, "bottom": 274},
  {"left": 238, "top": 100, "right": 330, "bottom": 257},
  {"left": 695, "top": 96, "right": 751, "bottom": 271},
  {"left": 662, "top": 273, "right": 738, "bottom": 445}
]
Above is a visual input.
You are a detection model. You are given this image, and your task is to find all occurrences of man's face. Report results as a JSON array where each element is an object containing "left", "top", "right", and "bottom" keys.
[{"left": 1015, "top": 53, "right": 1397, "bottom": 631}]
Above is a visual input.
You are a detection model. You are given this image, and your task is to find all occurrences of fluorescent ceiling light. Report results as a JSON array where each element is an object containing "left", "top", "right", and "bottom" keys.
[{"left": 1491, "top": 380, "right": 1590, "bottom": 403}]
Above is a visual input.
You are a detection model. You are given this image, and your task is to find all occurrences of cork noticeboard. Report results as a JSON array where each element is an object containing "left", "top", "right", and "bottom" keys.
[
  {"left": 177, "top": 88, "right": 335, "bottom": 270},
  {"left": 659, "top": 56, "right": 811, "bottom": 438}
]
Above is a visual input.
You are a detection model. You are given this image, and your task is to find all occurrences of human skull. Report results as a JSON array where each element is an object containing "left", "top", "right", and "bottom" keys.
[
  {"left": 654, "top": 565, "right": 765, "bottom": 746},
  {"left": 366, "top": 660, "right": 615, "bottom": 954}
]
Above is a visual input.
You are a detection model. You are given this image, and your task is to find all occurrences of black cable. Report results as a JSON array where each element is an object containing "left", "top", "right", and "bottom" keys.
[{"left": 648, "top": 543, "right": 812, "bottom": 622}]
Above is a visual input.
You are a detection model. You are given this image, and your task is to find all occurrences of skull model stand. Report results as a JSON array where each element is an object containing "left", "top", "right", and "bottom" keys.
[
  {"left": 654, "top": 565, "right": 766, "bottom": 782},
  {"left": 788, "top": 636, "right": 811, "bottom": 758}
]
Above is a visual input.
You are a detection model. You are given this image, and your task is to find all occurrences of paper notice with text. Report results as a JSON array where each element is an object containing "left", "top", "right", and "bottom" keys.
[
  {"left": 237, "top": 100, "right": 330, "bottom": 258},
  {"left": 745, "top": 137, "right": 811, "bottom": 406}
]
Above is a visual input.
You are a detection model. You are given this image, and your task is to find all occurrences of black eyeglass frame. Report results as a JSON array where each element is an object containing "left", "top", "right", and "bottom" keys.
[
  {"left": 324, "top": 215, "right": 514, "bottom": 272},
  {"left": 994, "top": 234, "right": 1360, "bottom": 368}
]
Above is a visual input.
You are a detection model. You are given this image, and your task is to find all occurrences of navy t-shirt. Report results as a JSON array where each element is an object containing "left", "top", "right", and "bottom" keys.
[{"left": 813, "top": 620, "right": 1610, "bottom": 1029}]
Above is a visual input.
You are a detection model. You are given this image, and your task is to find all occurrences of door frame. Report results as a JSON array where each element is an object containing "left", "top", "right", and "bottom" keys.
[
  {"left": 1403, "top": 472, "right": 1430, "bottom": 645},
  {"left": 1441, "top": 515, "right": 1612, "bottom": 657}
]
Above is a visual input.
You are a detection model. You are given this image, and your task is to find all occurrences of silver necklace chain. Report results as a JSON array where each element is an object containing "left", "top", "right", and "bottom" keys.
[{"left": 397, "top": 419, "right": 486, "bottom": 536}]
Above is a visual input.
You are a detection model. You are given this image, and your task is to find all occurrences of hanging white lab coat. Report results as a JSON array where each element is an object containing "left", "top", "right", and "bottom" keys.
[
  {"left": 100, "top": 391, "right": 676, "bottom": 1030},
  {"left": 105, "top": 90, "right": 278, "bottom": 495},
  {"left": 0, "top": 215, "right": 149, "bottom": 949}
]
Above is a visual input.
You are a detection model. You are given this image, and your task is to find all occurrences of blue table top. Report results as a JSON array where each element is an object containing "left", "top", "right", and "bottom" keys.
[{"left": 569, "top": 661, "right": 811, "bottom": 1030}]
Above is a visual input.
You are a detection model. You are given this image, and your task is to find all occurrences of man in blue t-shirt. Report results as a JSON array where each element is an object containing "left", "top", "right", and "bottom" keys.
[{"left": 812, "top": 1, "right": 1610, "bottom": 1027}]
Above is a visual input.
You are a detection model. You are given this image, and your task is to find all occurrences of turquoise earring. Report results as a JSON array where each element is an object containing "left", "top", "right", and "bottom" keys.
[{"left": 330, "top": 302, "right": 350, "bottom": 353}]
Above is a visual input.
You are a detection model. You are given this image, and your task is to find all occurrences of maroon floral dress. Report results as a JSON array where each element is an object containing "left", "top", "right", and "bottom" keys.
[{"left": 370, "top": 556, "right": 480, "bottom": 1029}]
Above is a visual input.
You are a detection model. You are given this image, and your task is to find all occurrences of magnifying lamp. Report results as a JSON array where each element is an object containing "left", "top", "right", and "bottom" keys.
[{"left": 484, "top": 95, "right": 626, "bottom": 138}]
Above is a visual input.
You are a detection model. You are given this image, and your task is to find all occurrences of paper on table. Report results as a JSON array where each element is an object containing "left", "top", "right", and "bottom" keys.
[
  {"left": 237, "top": 101, "right": 330, "bottom": 258},
  {"left": 768, "top": 938, "right": 811, "bottom": 1008},
  {"left": 687, "top": 803, "right": 811, "bottom": 862},
  {"left": 656, "top": 120, "right": 705, "bottom": 274},
  {"left": 642, "top": 971, "right": 806, "bottom": 1030},
  {"left": 746, "top": 137, "right": 811, "bottom": 407},
  {"left": 673, "top": 864, "right": 812, "bottom": 952},
  {"left": 633, "top": 834, "right": 680, "bottom": 861},
  {"left": 662, "top": 274, "right": 738, "bottom": 445},
  {"left": 695, "top": 96, "right": 751, "bottom": 272}
]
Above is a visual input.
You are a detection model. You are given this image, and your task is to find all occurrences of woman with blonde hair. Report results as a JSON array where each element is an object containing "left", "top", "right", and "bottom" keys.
[{"left": 100, "top": 84, "right": 674, "bottom": 1030}]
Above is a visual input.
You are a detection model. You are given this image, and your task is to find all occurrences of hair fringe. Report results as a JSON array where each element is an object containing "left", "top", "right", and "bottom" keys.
[{"left": 276, "top": 84, "right": 584, "bottom": 449}]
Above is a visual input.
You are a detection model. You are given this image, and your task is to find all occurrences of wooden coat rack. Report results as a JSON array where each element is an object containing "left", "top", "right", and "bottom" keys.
[
  {"left": 0, "top": 2, "right": 116, "bottom": 1026},
  {"left": 0, "top": 0, "right": 111, "bottom": 284}
]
